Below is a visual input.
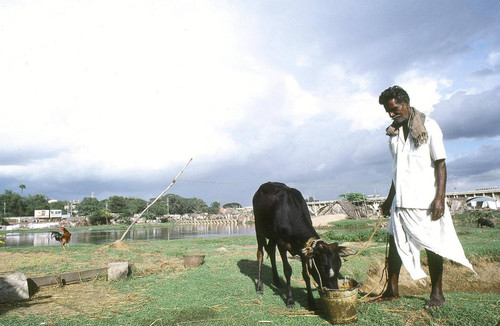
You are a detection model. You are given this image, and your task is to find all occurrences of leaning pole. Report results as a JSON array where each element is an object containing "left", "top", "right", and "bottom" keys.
[{"left": 116, "top": 158, "right": 193, "bottom": 243}]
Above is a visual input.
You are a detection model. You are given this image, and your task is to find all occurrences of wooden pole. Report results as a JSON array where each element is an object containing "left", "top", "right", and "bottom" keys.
[{"left": 117, "top": 158, "right": 193, "bottom": 242}]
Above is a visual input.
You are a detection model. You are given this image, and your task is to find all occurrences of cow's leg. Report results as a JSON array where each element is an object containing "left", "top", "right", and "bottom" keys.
[
  {"left": 256, "top": 235, "right": 266, "bottom": 294},
  {"left": 278, "top": 245, "right": 294, "bottom": 308},
  {"left": 301, "top": 260, "right": 317, "bottom": 311},
  {"left": 266, "top": 240, "right": 283, "bottom": 288}
]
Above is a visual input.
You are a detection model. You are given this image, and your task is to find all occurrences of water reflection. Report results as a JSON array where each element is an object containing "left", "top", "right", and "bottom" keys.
[{"left": 2, "top": 224, "right": 256, "bottom": 248}]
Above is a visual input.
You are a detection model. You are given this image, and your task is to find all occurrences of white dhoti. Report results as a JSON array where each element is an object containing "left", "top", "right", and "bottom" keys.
[{"left": 387, "top": 205, "right": 476, "bottom": 280}]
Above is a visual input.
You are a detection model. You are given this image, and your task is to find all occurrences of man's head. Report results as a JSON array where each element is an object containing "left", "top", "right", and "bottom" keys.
[{"left": 379, "top": 85, "right": 411, "bottom": 125}]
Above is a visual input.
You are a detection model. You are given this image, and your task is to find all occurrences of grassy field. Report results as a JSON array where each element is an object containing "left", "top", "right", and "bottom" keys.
[{"left": 0, "top": 214, "right": 499, "bottom": 326}]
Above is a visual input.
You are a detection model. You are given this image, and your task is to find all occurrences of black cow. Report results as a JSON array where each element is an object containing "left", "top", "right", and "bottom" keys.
[
  {"left": 477, "top": 217, "right": 494, "bottom": 228},
  {"left": 253, "top": 182, "right": 355, "bottom": 310}
]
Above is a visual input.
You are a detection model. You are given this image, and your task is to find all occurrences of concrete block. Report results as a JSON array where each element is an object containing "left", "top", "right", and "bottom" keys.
[
  {"left": 0, "top": 273, "right": 29, "bottom": 303},
  {"left": 108, "top": 262, "right": 129, "bottom": 280}
]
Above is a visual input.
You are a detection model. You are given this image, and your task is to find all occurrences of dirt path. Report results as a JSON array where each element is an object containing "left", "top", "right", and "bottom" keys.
[{"left": 312, "top": 214, "right": 348, "bottom": 227}]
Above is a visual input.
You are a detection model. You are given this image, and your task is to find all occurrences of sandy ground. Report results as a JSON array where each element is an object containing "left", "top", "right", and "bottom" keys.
[{"left": 311, "top": 214, "right": 348, "bottom": 227}]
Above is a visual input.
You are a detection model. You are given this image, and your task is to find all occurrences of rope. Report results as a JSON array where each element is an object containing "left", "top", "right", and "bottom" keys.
[
  {"left": 339, "top": 212, "right": 390, "bottom": 301},
  {"left": 358, "top": 234, "right": 390, "bottom": 302},
  {"left": 305, "top": 215, "right": 389, "bottom": 301},
  {"left": 267, "top": 307, "right": 319, "bottom": 317},
  {"left": 311, "top": 258, "right": 323, "bottom": 291},
  {"left": 303, "top": 238, "right": 328, "bottom": 291},
  {"left": 343, "top": 213, "right": 384, "bottom": 263}
]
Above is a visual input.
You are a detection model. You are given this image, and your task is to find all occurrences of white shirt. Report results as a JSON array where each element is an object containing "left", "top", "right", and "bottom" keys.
[{"left": 389, "top": 117, "right": 447, "bottom": 209}]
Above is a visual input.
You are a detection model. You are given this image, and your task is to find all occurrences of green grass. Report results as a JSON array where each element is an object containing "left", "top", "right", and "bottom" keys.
[
  {"left": 0, "top": 222, "right": 499, "bottom": 326},
  {"left": 322, "top": 218, "right": 388, "bottom": 243}
]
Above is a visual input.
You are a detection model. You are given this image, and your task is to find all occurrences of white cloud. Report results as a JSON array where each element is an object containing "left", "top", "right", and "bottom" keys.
[
  {"left": 396, "top": 70, "right": 451, "bottom": 114},
  {"left": 0, "top": 0, "right": 272, "bottom": 177},
  {"left": 487, "top": 51, "right": 500, "bottom": 67},
  {"left": 282, "top": 75, "right": 321, "bottom": 127},
  {"left": 315, "top": 64, "right": 386, "bottom": 131},
  {"left": 0, "top": 0, "right": 499, "bottom": 203}
]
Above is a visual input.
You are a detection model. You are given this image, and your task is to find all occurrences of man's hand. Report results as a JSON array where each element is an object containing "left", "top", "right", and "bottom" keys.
[
  {"left": 381, "top": 182, "right": 396, "bottom": 217},
  {"left": 430, "top": 197, "right": 445, "bottom": 221},
  {"left": 431, "top": 159, "right": 447, "bottom": 221},
  {"left": 381, "top": 200, "right": 392, "bottom": 217}
]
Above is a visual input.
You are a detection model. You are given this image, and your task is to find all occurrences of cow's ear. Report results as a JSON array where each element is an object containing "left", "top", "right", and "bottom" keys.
[
  {"left": 338, "top": 246, "right": 356, "bottom": 257},
  {"left": 301, "top": 246, "right": 314, "bottom": 258},
  {"left": 328, "top": 242, "right": 339, "bottom": 250}
]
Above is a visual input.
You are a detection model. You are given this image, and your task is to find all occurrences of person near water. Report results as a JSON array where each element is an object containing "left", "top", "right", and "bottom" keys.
[{"left": 372, "top": 85, "right": 475, "bottom": 309}]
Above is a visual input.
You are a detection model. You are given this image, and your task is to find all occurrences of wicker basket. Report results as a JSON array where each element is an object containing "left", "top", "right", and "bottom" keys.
[
  {"left": 183, "top": 254, "right": 205, "bottom": 268},
  {"left": 319, "top": 278, "right": 360, "bottom": 324}
]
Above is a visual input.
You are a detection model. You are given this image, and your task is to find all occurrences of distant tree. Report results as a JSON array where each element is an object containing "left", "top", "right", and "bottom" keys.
[
  {"left": 339, "top": 193, "right": 367, "bottom": 202},
  {"left": 165, "top": 194, "right": 183, "bottom": 214},
  {"left": 125, "top": 197, "right": 148, "bottom": 215},
  {"left": 149, "top": 198, "right": 168, "bottom": 217},
  {"left": 49, "top": 200, "right": 68, "bottom": 213},
  {"left": 164, "top": 194, "right": 209, "bottom": 215},
  {"left": 78, "top": 197, "right": 113, "bottom": 225},
  {"left": 25, "top": 194, "right": 50, "bottom": 215},
  {"left": 108, "top": 196, "right": 128, "bottom": 214},
  {"left": 19, "top": 184, "right": 26, "bottom": 195},
  {"left": 205, "top": 201, "right": 220, "bottom": 214},
  {"left": 78, "top": 197, "right": 102, "bottom": 217},
  {"left": 88, "top": 210, "right": 108, "bottom": 225},
  {"left": 223, "top": 202, "right": 241, "bottom": 209},
  {"left": 142, "top": 212, "right": 157, "bottom": 220},
  {"left": 0, "top": 190, "right": 28, "bottom": 216},
  {"left": 184, "top": 197, "right": 207, "bottom": 214}
]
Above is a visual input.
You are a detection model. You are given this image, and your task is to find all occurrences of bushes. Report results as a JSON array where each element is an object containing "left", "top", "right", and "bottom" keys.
[
  {"left": 324, "top": 227, "right": 387, "bottom": 243},
  {"left": 323, "top": 219, "right": 388, "bottom": 243},
  {"left": 88, "top": 212, "right": 108, "bottom": 225}
]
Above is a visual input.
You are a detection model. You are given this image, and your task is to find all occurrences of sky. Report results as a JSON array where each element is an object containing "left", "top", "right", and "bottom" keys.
[{"left": 1, "top": 0, "right": 499, "bottom": 207}]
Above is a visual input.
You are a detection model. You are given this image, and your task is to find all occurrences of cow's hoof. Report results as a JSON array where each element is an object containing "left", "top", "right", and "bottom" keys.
[
  {"left": 256, "top": 290, "right": 263, "bottom": 295},
  {"left": 286, "top": 303, "right": 295, "bottom": 309}
]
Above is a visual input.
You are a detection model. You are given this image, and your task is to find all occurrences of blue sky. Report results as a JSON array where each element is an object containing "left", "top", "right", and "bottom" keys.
[{"left": 0, "top": 0, "right": 499, "bottom": 207}]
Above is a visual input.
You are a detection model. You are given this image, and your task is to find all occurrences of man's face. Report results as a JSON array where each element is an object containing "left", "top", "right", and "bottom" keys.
[{"left": 384, "top": 98, "right": 411, "bottom": 124}]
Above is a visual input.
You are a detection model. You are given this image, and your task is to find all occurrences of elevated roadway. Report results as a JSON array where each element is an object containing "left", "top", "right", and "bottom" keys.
[{"left": 307, "top": 188, "right": 499, "bottom": 216}]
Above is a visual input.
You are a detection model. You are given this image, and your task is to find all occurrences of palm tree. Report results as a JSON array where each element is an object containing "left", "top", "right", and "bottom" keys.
[{"left": 19, "top": 184, "right": 26, "bottom": 195}]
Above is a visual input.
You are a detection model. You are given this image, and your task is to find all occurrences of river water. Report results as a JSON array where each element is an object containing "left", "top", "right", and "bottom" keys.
[{"left": 2, "top": 224, "right": 256, "bottom": 248}]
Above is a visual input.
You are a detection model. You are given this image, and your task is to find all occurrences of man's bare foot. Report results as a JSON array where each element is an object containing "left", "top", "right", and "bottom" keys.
[
  {"left": 369, "top": 294, "right": 400, "bottom": 303},
  {"left": 424, "top": 293, "right": 445, "bottom": 309}
]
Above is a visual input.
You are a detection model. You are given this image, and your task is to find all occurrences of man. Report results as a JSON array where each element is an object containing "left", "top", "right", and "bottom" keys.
[{"left": 372, "top": 85, "right": 475, "bottom": 309}]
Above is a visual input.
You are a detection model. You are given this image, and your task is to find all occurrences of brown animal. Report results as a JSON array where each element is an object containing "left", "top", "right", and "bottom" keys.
[{"left": 51, "top": 227, "right": 71, "bottom": 249}]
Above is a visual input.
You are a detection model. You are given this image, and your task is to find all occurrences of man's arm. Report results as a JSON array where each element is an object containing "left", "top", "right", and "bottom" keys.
[
  {"left": 381, "top": 182, "right": 396, "bottom": 217},
  {"left": 431, "top": 159, "right": 446, "bottom": 221}
]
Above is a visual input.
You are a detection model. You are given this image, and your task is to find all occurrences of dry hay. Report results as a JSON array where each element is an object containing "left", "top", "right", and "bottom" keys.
[
  {"left": 109, "top": 240, "right": 132, "bottom": 251},
  {"left": 95, "top": 240, "right": 132, "bottom": 252},
  {"left": 136, "top": 254, "right": 184, "bottom": 277},
  {"left": 0, "top": 251, "right": 60, "bottom": 277},
  {"left": 92, "top": 241, "right": 185, "bottom": 277},
  {"left": 0, "top": 280, "right": 151, "bottom": 322},
  {"left": 360, "top": 256, "right": 500, "bottom": 297}
]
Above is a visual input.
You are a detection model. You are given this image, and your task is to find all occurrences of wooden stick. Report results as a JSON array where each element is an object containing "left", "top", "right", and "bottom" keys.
[{"left": 117, "top": 158, "right": 193, "bottom": 242}]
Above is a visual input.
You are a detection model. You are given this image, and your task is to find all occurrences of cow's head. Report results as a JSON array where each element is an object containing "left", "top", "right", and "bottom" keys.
[{"left": 303, "top": 240, "right": 356, "bottom": 290}]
